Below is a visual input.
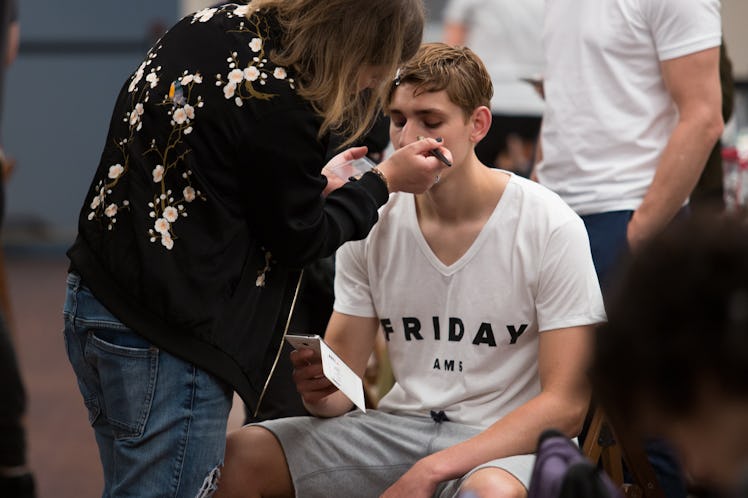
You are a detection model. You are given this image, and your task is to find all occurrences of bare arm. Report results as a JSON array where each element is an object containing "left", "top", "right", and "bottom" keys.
[
  {"left": 6, "top": 20, "right": 19, "bottom": 66},
  {"left": 382, "top": 325, "right": 594, "bottom": 497},
  {"left": 531, "top": 119, "right": 544, "bottom": 182},
  {"left": 627, "top": 46, "right": 723, "bottom": 250},
  {"left": 291, "top": 311, "right": 380, "bottom": 417},
  {"left": 443, "top": 22, "right": 466, "bottom": 46}
]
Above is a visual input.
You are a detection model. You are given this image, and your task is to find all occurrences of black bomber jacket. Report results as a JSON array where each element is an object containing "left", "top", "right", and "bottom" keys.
[{"left": 67, "top": 4, "right": 388, "bottom": 412}]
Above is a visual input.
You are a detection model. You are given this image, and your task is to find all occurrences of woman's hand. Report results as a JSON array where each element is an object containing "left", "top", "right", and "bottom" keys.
[
  {"left": 321, "top": 146, "right": 369, "bottom": 197},
  {"left": 376, "top": 138, "right": 451, "bottom": 194}
]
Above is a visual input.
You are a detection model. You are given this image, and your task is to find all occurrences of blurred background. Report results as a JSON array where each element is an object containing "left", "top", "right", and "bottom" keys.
[{"left": 1, "top": 1, "right": 745, "bottom": 497}]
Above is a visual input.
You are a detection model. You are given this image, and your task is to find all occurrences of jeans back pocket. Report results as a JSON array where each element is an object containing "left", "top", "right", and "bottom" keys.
[{"left": 85, "top": 330, "right": 159, "bottom": 439}]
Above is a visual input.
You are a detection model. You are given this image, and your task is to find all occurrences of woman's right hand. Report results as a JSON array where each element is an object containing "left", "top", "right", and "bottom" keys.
[{"left": 375, "top": 138, "right": 451, "bottom": 194}]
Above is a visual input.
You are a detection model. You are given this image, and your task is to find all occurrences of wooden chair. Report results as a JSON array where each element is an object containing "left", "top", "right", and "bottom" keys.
[{"left": 582, "top": 407, "right": 666, "bottom": 498}]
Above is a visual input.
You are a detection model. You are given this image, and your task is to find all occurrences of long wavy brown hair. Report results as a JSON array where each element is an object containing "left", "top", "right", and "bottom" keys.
[{"left": 249, "top": 0, "right": 424, "bottom": 146}]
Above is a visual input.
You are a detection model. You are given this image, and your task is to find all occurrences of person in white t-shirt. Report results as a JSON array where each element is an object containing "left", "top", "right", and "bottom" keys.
[
  {"left": 537, "top": 0, "right": 724, "bottom": 288},
  {"left": 215, "top": 43, "right": 605, "bottom": 498},
  {"left": 443, "top": 0, "right": 544, "bottom": 175}
]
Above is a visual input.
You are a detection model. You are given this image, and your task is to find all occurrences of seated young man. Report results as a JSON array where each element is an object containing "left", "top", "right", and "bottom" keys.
[{"left": 216, "top": 43, "right": 605, "bottom": 498}]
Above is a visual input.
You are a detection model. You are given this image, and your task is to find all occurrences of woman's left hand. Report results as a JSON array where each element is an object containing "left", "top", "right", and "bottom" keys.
[{"left": 321, "top": 146, "right": 369, "bottom": 197}]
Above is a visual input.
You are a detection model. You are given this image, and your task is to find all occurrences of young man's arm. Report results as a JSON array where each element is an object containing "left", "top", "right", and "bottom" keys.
[
  {"left": 627, "top": 46, "right": 723, "bottom": 250},
  {"left": 292, "top": 310, "right": 380, "bottom": 418},
  {"left": 381, "top": 324, "right": 593, "bottom": 498}
]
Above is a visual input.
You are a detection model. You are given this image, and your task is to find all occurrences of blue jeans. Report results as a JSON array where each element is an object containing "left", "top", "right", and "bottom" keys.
[
  {"left": 63, "top": 273, "right": 233, "bottom": 498},
  {"left": 580, "top": 210, "right": 633, "bottom": 292}
]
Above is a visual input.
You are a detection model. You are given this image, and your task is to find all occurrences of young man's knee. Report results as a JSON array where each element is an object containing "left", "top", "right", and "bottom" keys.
[
  {"left": 218, "top": 426, "right": 292, "bottom": 497},
  {"left": 460, "top": 467, "right": 527, "bottom": 498}
]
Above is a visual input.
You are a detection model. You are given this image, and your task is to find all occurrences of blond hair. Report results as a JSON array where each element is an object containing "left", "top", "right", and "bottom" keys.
[
  {"left": 385, "top": 42, "right": 493, "bottom": 119},
  {"left": 249, "top": 0, "right": 424, "bottom": 146}
]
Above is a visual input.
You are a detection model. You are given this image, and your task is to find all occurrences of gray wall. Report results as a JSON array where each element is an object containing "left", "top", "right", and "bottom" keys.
[{"left": 2, "top": 0, "right": 178, "bottom": 246}]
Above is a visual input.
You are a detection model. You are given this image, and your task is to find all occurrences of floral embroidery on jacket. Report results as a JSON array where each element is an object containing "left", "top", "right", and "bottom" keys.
[
  {"left": 255, "top": 251, "right": 273, "bottom": 287},
  {"left": 87, "top": 5, "right": 295, "bottom": 256},
  {"left": 214, "top": 7, "right": 295, "bottom": 106}
]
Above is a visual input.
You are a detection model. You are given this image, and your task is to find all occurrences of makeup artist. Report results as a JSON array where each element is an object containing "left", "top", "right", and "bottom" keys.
[{"left": 61, "top": 1, "right": 449, "bottom": 496}]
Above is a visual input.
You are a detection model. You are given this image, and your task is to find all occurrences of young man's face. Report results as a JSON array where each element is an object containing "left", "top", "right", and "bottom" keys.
[{"left": 388, "top": 83, "right": 475, "bottom": 170}]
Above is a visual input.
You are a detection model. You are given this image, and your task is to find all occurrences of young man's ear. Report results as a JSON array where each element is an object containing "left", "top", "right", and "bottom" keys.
[{"left": 470, "top": 106, "right": 492, "bottom": 144}]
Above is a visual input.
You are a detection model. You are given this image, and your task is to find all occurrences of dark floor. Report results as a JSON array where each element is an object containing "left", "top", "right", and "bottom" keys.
[
  {"left": 5, "top": 252, "right": 243, "bottom": 498},
  {"left": 7, "top": 253, "right": 102, "bottom": 498}
]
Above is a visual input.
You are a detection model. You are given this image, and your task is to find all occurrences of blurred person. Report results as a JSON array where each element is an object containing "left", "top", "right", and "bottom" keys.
[
  {"left": 592, "top": 214, "right": 748, "bottom": 498},
  {"left": 62, "top": 1, "right": 452, "bottom": 497},
  {"left": 443, "top": 0, "right": 544, "bottom": 176},
  {"left": 0, "top": 1, "right": 35, "bottom": 497},
  {"left": 217, "top": 43, "right": 605, "bottom": 498},
  {"left": 536, "top": 1, "right": 724, "bottom": 496}
]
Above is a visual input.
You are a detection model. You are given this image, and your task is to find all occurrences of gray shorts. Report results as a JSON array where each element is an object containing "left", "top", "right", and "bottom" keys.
[{"left": 256, "top": 410, "right": 535, "bottom": 498}]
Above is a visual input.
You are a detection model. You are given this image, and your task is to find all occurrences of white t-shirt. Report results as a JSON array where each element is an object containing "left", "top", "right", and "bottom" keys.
[
  {"left": 443, "top": 0, "right": 545, "bottom": 117},
  {"left": 537, "top": 0, "right": 722, "bottom": 215},
  {"left": 334, "top": 173, "right": 605, "bottom": 428}
]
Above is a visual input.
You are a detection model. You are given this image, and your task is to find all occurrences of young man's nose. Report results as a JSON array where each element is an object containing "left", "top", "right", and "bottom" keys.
[{"left": 398, "top": 123, "right": 423, "bottom": 148}]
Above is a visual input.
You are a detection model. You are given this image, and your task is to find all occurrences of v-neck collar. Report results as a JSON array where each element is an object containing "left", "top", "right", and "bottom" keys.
[{"left": 405, "top": 173, "right": 515, "bottom": 276}]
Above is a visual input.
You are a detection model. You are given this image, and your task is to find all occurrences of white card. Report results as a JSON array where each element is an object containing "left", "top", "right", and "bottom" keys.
[
  {"left": 285, "top": 334, "right": 367, "bottom": 413},
  {"left": 319, "top": 340, "right": 367, "bottom": 413}
]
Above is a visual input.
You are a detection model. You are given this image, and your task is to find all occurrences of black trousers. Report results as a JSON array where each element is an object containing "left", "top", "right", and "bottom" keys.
[
  {"left": 0, "top": 312, "right": 27, "bottom": 467},
  {"left": 0, "top": 167, "right": 27, "bottom": 467}
]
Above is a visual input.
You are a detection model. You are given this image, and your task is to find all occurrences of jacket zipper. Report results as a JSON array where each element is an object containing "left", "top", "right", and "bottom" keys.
[{"left": 253, "top": 269, "right": 305, "bottom": 417}]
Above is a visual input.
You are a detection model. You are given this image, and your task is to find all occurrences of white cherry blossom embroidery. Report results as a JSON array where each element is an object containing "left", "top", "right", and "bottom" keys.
[
  {"left": 256, "top": 251, "right": 273, "bottom": 287},
  {"left": 173, "top": 108, "right": 188, "bottom": 124},
  {"left": 154, "top": 218, "right": 170, "bottom": 234},
  {"left": 108, "top": 164, "right": 124, "bottom": 179},
  {"left": 128, "top": 61, "right": 146, "bottom": 93},
  {"left": 146, "top": 71, "right": 159, "bottom": 89},
  {"left": 244, "top": 66, "right": 260, "bottom": 81},
  {"left": 183, "top": 186, "right": 196, "bottom": 202},
  {"left": 152, "top": 165, "right": 165, "bottom": 182},
  {"left": 214, "top": 9, "right": 297, "bottom": 104},
  {"left": 163, "top": 206, "right": 179, "bottom": 223},
  {"left": 192, "top": 7, "right": 217, "bottom": 23},
  {"left": 161, "top": 233, "right": 174, "bottom": 250},
  {"left": 93, "top": 5, "right": 292, "bottom": 257}
]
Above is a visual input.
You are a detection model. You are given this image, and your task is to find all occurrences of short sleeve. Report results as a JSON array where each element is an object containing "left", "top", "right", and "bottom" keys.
[
  {"left": 641, "top": 0, "right": 721, "bottom": 61},
  {"left": 333, "top": 239, "right": 378, "bottom": 318},
  {"left": 535, "top": 217, "right": 606, "bottom": 332}
]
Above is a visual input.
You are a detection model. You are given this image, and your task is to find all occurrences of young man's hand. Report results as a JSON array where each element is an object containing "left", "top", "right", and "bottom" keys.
[
  {"left": 290, "top": 348, "right": 337, "bottom": 404},
  {"left": 380, "top": 458, "right": 440, "bottom": 498}
]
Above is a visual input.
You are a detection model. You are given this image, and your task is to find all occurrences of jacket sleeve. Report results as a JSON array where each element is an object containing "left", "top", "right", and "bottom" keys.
[{"left": 238, "top": 106, "right": 389, "bottom": 268}]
